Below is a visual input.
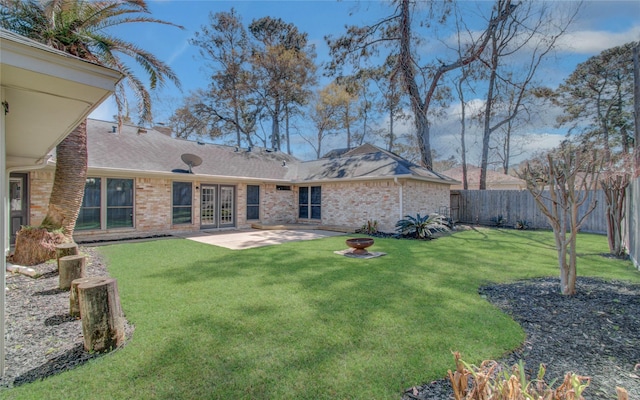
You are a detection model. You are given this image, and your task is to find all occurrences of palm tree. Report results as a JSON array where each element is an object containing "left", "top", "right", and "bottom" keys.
[{"left": 1, "top": 0, "right": 181, "bottom": 245}]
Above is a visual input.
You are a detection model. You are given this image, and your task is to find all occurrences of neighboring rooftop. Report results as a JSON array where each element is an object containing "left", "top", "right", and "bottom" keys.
[{"left": 442, "top": 165, "right": 526, "bottom": 190}]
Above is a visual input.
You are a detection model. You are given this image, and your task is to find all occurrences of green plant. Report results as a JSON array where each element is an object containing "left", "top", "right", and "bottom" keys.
[
  {"left": 395, "top": 213, "right": 450, "bottom": 239},
  {"left": 491, "top": 215, "right": 506, "bottom": 227},
  {"left": 515, "top": 219, "right": 529, "bottom": 230},
  {"left": 356, "top": 220, "right": 378, "bottom": 235},
  {"left": 448, "top": 352, "right": 595, "bottom": 399}
]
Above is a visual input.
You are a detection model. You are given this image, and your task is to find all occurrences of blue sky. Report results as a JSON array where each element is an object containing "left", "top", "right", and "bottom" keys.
[{"left": 90, "top": 0, "right": 640, "bottom": 162}]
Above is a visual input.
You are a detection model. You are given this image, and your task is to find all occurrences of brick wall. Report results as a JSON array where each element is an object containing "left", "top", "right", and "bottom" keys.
[
  {"left": 27, "top": 171, "right": 451, "bottom": 241},
  {"left": 261, "top": 184, "right": 296, "bottom": 224},
  {"left": 320, "top": 180, "right": 400, "bottom": 233},
  {"left": 135, "top": 177, "right": 173, "bottom": 231},
  {"left": 402, "top": 180, "right": 451, "bottom": 218},
  {"left": 310, "top": 179, "right": 451, "bottom": 233},
  {"left": 28, "top": 170, "right": 54, "bottom": 226}
]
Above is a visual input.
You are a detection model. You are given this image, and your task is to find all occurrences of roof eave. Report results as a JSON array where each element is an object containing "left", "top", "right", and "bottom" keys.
[{"left": 293, "top": 174, "right": 455, "bottom": 185}]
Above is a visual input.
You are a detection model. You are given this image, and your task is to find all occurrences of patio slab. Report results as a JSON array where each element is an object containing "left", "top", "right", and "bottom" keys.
[{"left": 175, "top": 229, "right": 345, "bottom": 250}]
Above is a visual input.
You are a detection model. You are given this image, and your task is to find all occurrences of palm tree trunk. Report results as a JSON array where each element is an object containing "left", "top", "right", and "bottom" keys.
[{"left": 40, "top": 119, "right": 88, "bottom": 238}]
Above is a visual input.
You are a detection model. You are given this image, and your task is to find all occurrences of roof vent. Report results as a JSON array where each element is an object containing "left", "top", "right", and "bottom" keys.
[
  {"left": 137, "top": 128, "right": 147, "bottom": 135},
  {"left": 111, "top": 126, "right": 117, "bottom": 133},
  {"left": 197, "top": 140, "right": 205, "bottom": 145},
  {"left": 180, "top": 153, "right": 203, "bottom": 174},
  {"left": 246, "top": 146, "right": 252, "bottom": 152},
  {"left": 234, "top": 146, "right": 239, "bottom": 152},
  {"left": 282, "top": 160, "right": 287, "bottom": 167}
]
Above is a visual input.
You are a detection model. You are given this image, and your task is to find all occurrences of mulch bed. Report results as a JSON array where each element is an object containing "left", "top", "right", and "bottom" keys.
[
  {"left": 2, "top": 247, "right": 639, "bottom": 399},
  {"left": 404, "top": 276, "right": 640, "bottom": 399}
]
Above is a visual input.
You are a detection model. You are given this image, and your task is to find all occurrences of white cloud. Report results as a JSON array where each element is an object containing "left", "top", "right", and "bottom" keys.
[{"left": 557, "top": 26, "right": 640, "bottom": 54}]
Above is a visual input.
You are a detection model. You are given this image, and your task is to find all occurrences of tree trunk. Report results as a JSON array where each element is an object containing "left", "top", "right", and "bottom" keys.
[
  {"left": 40, "top": 120, "right": 89, "bottom": 238},
  {"left": 78, "top": 277, "right": 125, "bottom": 352},
  {"left": 634, "top": 44, "right": 640, "bottom": 177},
  {"left": 59, "top": 255, "right": 86, "bottom": 290},
  {"left": 285, "top": 104, "right": 291, "bottom": 155},
  {"left": 480, "top": 32, "right": 499, "bottom": 191},
  {"left": 56, "top": 242, "right": 79, "bottom": 271},
  {"left": 602, "top": 174, "right": 630, "bottom": 256},
  {"left": 398, "top": 0, "right": 432, "bottom": 170},
  {"left": 70, "top": 276, "right": 103, "bottom": 318}
]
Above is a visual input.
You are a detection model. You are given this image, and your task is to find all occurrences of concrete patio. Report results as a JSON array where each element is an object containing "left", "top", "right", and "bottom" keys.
[{"left": 174, "top": 229, "right": 346, "bottom": 250}]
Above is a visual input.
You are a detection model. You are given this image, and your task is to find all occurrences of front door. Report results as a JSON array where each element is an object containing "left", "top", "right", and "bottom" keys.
[
  {"left": 200, "top": 185, "right": 235, "bottom": 229},
  {"left": 9, "top": 173, "right": 29, "bottom": 245}
]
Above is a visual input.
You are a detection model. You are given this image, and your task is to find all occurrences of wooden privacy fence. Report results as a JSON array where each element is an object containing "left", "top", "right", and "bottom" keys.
[{"left": 450, "top": 190, "right": 608, "bottom": 234}]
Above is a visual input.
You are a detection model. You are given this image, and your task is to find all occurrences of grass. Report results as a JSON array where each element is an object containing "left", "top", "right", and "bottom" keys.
[{"left": 5, "top": 228, "right": 639, "bottom": 399}]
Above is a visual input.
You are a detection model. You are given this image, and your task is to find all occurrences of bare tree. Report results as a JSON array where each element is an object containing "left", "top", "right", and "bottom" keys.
[
  {"left": 519, "top": 143, "right": 601, "bottom": 295},
  {"left": 327, "top": 0, "right": 518, "bottom": 169},
  {"left": 477, "top": 0, "right": 578, "bottom": 189}
]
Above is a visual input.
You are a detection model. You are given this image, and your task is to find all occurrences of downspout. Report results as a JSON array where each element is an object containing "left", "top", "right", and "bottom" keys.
[{"left": 394, "top": 177, "right": 403, "bottom": 220}]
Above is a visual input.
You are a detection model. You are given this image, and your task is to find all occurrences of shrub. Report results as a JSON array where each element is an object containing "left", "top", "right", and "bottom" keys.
[
  {"left": 515, "top": 219, "right": 529, "bottom": 230},
  {"left": 395, "top": 213, "right": 450, "bottom": 239},
  {"left": 491, "top": 215, "right": 506, "bottom": 227},
  {"left": 446, "top": 352, "right": 631, "bottom": 400},
  {"left": 356, "top": 220, "right": 378, "bottom": 235}
]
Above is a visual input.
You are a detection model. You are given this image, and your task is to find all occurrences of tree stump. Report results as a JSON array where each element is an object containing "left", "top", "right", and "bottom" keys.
[
  {"left": 11, "top": 227, "right": 66, "bottom": 266},
  {"left": 78, "top": 278, "right": 125, "bottom": 352},
  {"left": 70, "top": 277, "right": 102, "bottom": 318},
  {"left": 56, "top": 242, "right": 79, "bottom": 271},
  {"left": 59, "top": 255, "right": 86, "bottom": 290}
]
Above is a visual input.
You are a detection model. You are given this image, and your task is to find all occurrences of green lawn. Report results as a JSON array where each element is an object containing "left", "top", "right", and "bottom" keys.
[{"left": 5, "top": 228, "right": 639, "bottom": 399}]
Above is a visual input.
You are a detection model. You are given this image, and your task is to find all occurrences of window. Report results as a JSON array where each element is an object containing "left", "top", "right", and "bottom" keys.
[
  {"left": 172, "top": 182, "right": 192, "bottom": 224},
  {"left": 246, "top": 185, "right": 260, "bottom": 220},
  {"left": 298, "top": 186, "right": 321, "bottom": 220},
  {"left": 77, "top": 178, "right": 101, "bottom": 230},
  {"left": 106, "top": 179, "right": 134, "bottom": 228},
  {"left": 77, "top": 178, "right": 134, "bottom": 230}
]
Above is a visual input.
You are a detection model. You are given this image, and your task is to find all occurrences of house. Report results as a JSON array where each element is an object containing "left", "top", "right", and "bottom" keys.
[
  {"left": 1, "top": 29, "right": 121, "bottom": 376},
  {"left": 14, "top": 119, "right": 457, "bottom": 243},
  {"left": 441, "top": 165, "right": 526, "bottom": 190}
]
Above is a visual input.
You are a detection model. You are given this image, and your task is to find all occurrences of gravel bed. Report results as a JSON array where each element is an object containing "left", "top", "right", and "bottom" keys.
[
  {"left": 1, "top": 247, "right": 133, "bottom": 389},
  {"left": 2, "top": 248, "right": 639, "bottom": 398}
]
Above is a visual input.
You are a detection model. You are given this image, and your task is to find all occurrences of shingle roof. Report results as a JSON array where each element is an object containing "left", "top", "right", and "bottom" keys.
[
  {"left": 441, "top": 165, "right": 525, "bottom": 189},
  {"left": 86, "top": 119, "right": 296, "bottom": 181},
  {"left": 79, "top": 119, "right": 455, "bottom": 185},
  {"left": 292, "top": 144, "right": 456, "bottom": 184}
]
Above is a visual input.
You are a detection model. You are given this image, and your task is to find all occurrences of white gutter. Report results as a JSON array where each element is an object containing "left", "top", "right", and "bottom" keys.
[
  {"left": 292, "top": 173, "right": 456, "bottom": 185},
  {"left": 84, "top": 166, "right": 293, "bottom": 184}
]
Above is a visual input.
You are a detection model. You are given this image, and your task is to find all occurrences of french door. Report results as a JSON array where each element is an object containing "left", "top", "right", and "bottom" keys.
[{"left": 200, "top": 184, "right": 235, "bottom": 229}]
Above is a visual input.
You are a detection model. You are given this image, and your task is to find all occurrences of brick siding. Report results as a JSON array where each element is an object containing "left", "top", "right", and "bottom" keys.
[{"left": 26, "top": 171, "right": 450, "bottom": 241}]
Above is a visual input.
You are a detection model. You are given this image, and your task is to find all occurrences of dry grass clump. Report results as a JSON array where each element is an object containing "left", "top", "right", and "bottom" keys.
[{"left": 448, "top": 352, "right": 629, "bottom": 400}]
